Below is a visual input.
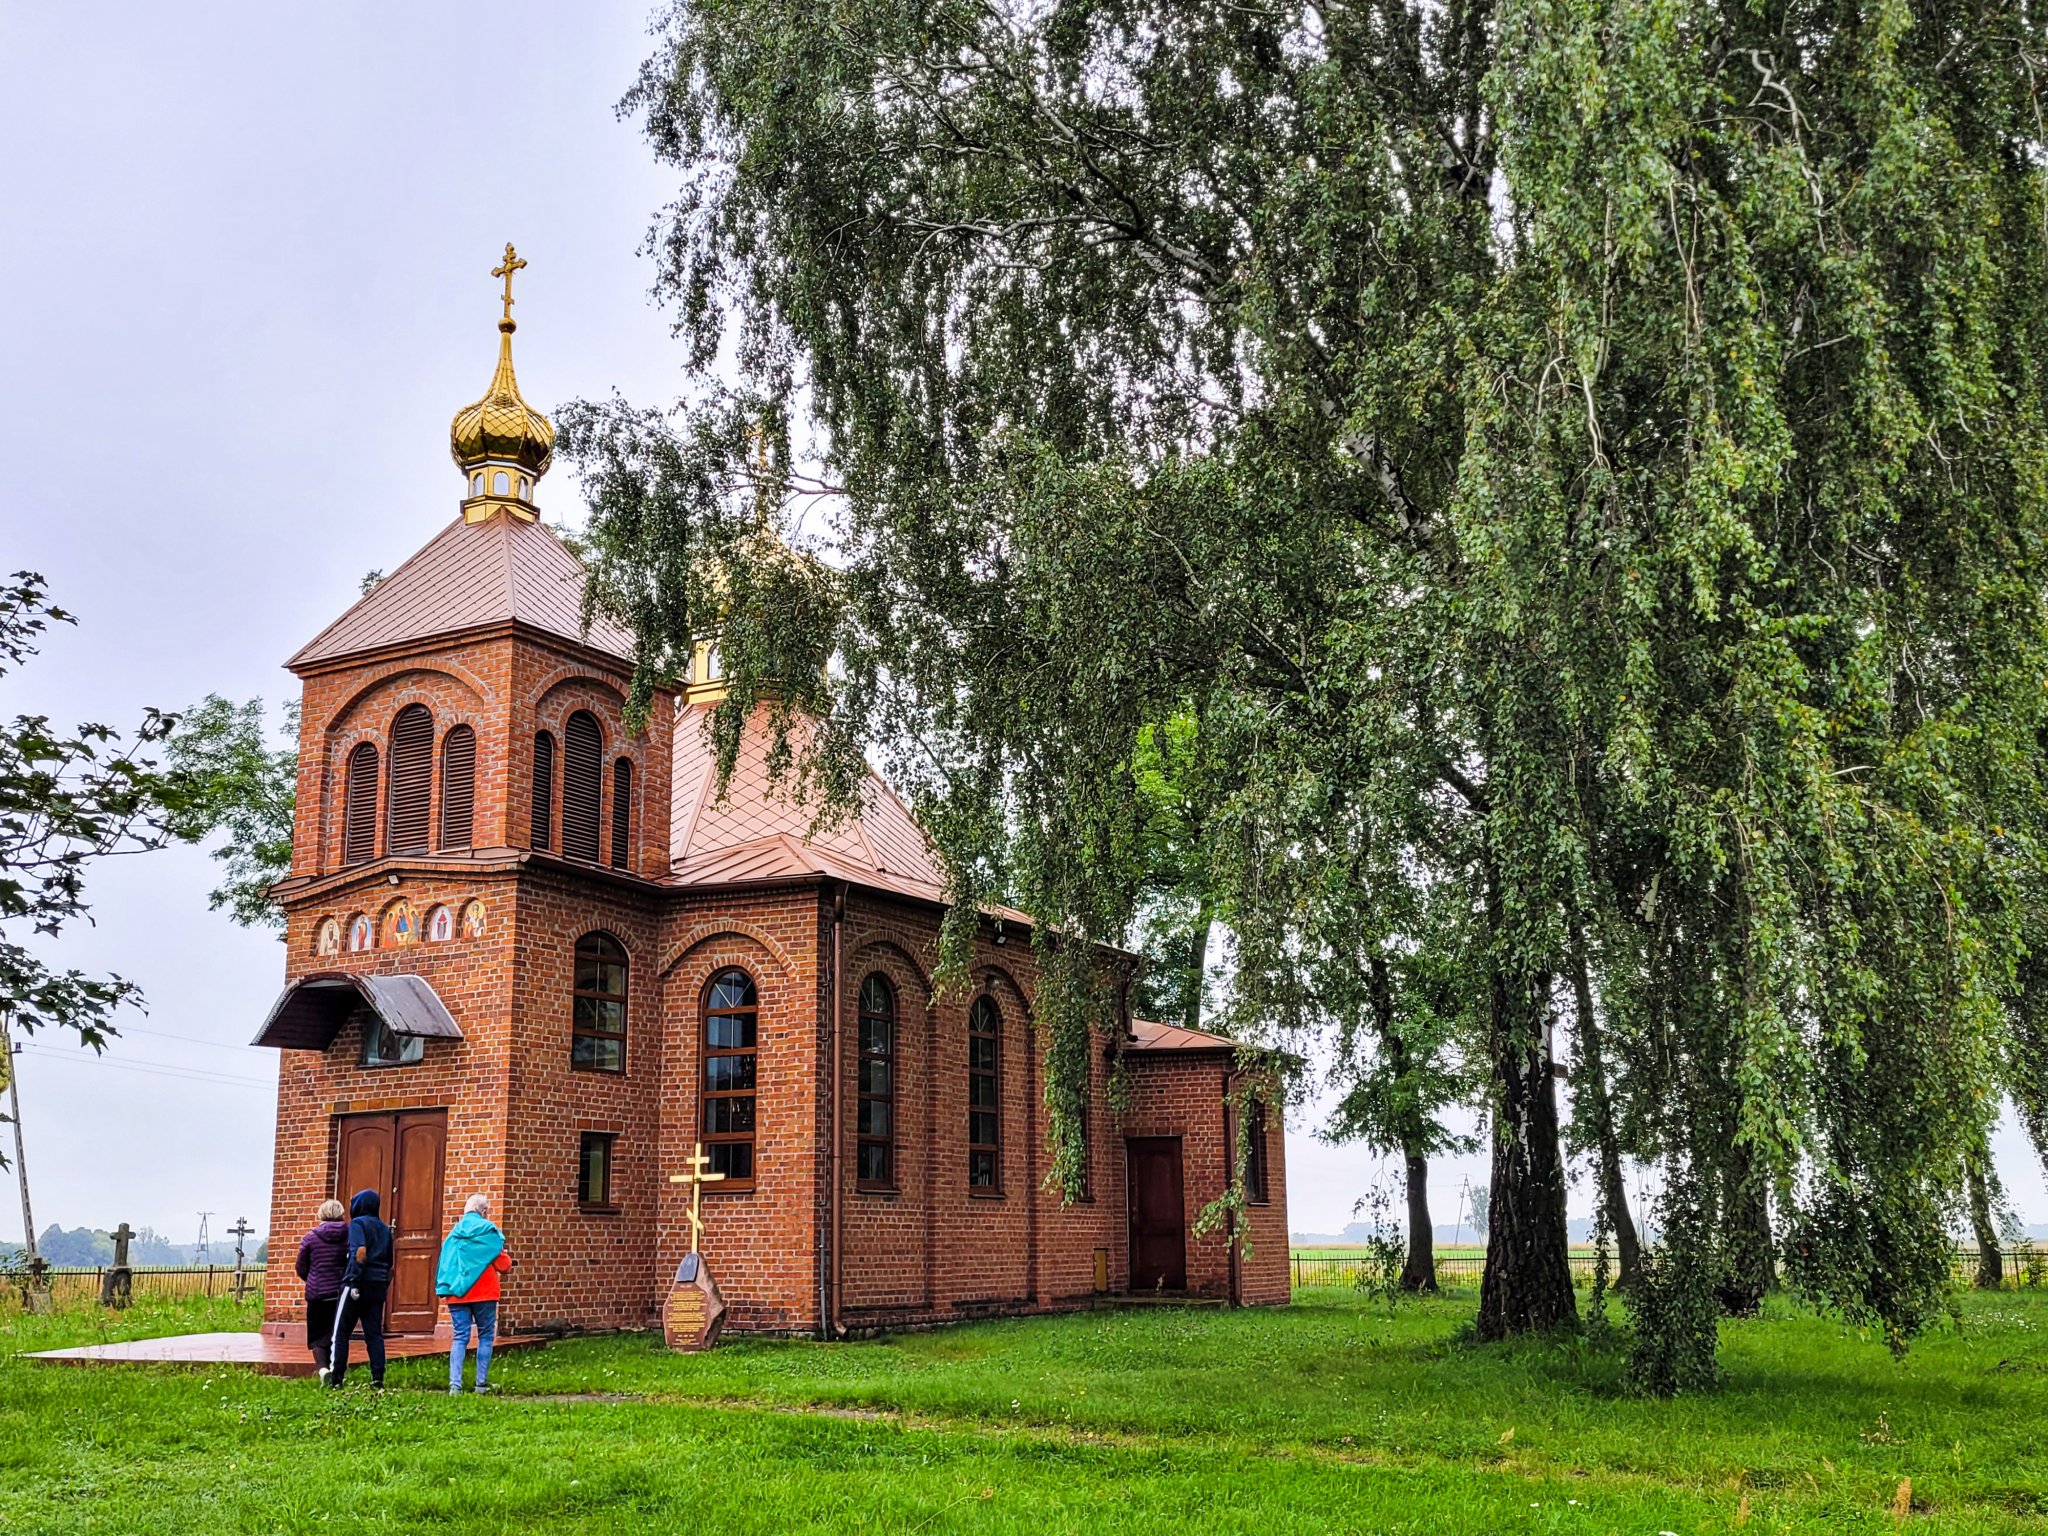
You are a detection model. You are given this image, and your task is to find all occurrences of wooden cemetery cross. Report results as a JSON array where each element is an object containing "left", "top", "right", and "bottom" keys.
[
  {"left": 227, "top": 1217, "right": 254, "bottom": 1303},
  {"left": 662, "top": 1143, "right": 730, "bottom": 1352},
  {"left": 99, "top": 1222, "right": 133, "bottom": 1310}
]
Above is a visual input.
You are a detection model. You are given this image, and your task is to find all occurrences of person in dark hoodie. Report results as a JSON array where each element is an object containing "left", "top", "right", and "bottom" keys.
[
  {"left": 294, "top": 1199, "right": 349, "bottom": 1377},
  {"left": 325, "top": 1188, "right": 393, "bottom": 1388}
]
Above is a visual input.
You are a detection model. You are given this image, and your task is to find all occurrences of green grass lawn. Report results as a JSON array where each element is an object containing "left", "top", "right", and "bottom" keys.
[{"left": 4, "top": 1285, "right": 2045, "bottom": 1533}]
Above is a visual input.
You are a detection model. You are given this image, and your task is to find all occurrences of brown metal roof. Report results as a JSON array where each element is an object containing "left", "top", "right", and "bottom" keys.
[
  {"left": 250, "top": 972, "right": 464, "bottom": 1051},
  {"left": 288, "top": 514, "right": 636, "bottom": 670},
  {"left": 1126, "top": 1017, "right": 1240, "bottom": 1053},
  {"left": 670, "top": 703, "right": 953, "bottom": 904}
]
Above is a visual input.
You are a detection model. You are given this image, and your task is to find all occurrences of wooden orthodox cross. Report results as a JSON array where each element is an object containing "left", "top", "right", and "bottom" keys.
[{"left": 663, "top": 1142, "right": 729, "bottom": 1352}]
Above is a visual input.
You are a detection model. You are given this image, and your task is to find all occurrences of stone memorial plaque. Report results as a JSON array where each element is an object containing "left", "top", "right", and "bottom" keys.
[{"left": 663, "top": 1252, "right": 728, "bottom": 1352}]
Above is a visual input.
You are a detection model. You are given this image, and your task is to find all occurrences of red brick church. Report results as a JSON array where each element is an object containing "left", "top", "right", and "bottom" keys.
[{"left": 254, "top": 253, "right": 1288, "bottom": 1341}]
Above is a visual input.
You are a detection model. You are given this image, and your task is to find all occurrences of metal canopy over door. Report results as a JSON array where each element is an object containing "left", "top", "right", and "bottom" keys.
[
  {"left": 1126, "top": 1136, "right": 1187, "bottom": 1292},
  {"left": 334, "top": 1109, "right": 447, "bottom": 1335}
]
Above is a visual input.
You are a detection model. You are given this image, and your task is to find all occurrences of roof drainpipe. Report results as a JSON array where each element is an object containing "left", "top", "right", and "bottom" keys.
[
  {"left": 828, "top": 880, "right": 848, "bottom": 1338},
  {"left": 1223, "top": 1066, "right": 1243, "bottom": 1309}
]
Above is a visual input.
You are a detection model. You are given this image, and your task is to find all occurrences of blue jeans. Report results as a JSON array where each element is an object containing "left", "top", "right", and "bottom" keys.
[{"left": 449, "top": 1301, "right": 496, "bottom": 1391}]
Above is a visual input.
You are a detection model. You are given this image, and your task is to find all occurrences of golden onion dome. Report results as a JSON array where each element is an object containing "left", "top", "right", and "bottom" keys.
[{"left": 450, "top": 244, "right": 553, "bottom": 520}]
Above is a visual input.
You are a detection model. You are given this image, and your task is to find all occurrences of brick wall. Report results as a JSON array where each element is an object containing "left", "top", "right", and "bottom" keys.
[{"left": 263, "top": 610, "right": 1288, "bottom": 1340}]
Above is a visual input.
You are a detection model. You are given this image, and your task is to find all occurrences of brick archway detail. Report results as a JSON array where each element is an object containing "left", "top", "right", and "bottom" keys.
[
  {"left": 531, "top": 666, "right": 629, "bottom": 715},
  {"left": 319, "top": 662, "right": 494, "bottom": 733},
  {"left": 849, "top": 939, "right": 935, "bottom": 1004},
  {"left": 979, "top": 963, "right": 1034, "bottom": 1020},
  {"left": 660, "top": 921, "right": 797, "bottom": 982}
]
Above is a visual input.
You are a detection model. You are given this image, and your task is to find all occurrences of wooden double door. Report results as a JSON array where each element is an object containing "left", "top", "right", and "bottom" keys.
[
  {"left": 1126, "top": 1136, "right": 1188, "bottom": 1292},
  {"left": 334, "top": 1109, "right": 447, "bottom": 1335}
]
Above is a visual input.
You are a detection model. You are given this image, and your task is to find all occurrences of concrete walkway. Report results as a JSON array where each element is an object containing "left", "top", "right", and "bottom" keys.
[{"left": 26, "top": 1330, "right": 545, "bottom": 1377}]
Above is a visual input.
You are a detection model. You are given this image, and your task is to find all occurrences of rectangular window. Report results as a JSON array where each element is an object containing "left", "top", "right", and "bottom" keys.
[
  {"left": 1071, "top": 1088, "right": 1091, "bottom": 1201},
  {"left": 703, "top": 970, "right": 758, "bottom": 1184},
  {"left": 1245, "top": 1100, "right": 1270, "bottom": 1205},
  {"left": 856, "top": 975, "right": 895, "bottom": 1189},
  {"left": 968, "top": 996, "right": 1002, "bottom": 1191},
  {"left": 571, "top": 936, "right": 629, "bottom": 1074},
  {"left": 579, "top": 1132, "right": 616, "bottom": 1209},
  {"left": 359, "top": 1013, "right": 422, "bottom": 1069}
]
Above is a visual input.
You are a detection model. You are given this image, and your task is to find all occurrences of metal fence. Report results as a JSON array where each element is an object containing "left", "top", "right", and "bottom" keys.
[
  {"left": 1291, "top": 1245, "right": 2048, "bottom": 1293},
  {"left": 19, "top": 1265, "right": 269, "bottom": 1307}
]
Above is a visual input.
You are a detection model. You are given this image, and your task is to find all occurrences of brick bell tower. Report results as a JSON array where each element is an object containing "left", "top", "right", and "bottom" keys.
[{"left": 257, "top": 247, "right": 675, "bottom": 1339}]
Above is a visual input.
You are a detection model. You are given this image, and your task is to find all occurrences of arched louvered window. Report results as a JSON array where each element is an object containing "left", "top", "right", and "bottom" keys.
[
  {"left": 609, "top": 758, "right": 633, "bottom": 871},
  {"left": 968, "top": 995, "right": 1002, "bottom": 1191},
  {"left": 439, "top": 725, "right": 476, "bottom": 851},
  {"left": 386, "top": 704, "right": 433, "bottom": 855},
  {"left": 857, "top": 974, "right": 896, "bottom": 1189},
  {"left": 531, "top": 730, "right": 556, "bottom": 851},
  {"left": 343, "top": 742, "right": 379, "bottom": 864},
  {"left": 562, "top": 710, "right": 603, "bottom": 862}
]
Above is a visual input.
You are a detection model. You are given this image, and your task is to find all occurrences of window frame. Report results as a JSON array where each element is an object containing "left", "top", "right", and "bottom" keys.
[
  {"left": 342, "top": 741, "right": 379, "bottom": 864},
  {"left": 701, "top": 968, "right": 759, "bottom": 1189},
  {"left": 531, "top": 729, "right": 556, "bottom": 851},
  {"left": 438, "top": 724, "right": 476, "bottom": 851},
  {"left": 855, "top": 973, "right": 897, "bottom": 1192},
  {"left": 385, "top": 703, "right": 434, "bottom": 856},
  {"left": 1245, "top": 1097, "right": 1271, "bottom": 1206},
  {"left": 967, "top": 994, "right": 1003, "bottom": 1195},
  {"left": 578, "top": 1131, "right": 618, "bottom": 1212},
  {"left": 561, "top": 709, "right": 604, "bottom": 862},
  {"left": 570, "top": 931, "right": 629, "bottom": 1075},
  {"left": 358, "top": 1011, "right": 423, "bottom": 1070}
]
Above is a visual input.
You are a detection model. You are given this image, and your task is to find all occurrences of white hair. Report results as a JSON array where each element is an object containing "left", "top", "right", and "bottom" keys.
[{"left": 463, "top": 1193, "right": 491, "bottom": 1217}]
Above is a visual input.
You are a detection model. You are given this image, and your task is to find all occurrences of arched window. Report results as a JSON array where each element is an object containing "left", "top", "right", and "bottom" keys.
[
  {"left": 857, "top": 974, "right": 896, "bottom": 1189},
  {"left": 562, "top": 710, "right": 603, "bottom": 861},
  {"left": 342, "top": 742, "right": 379, "bottom": 864},
  {"left": 703, "top": 969, "right": 758, "bottom": 1183},
  {"left": 531, "top": 730, "right": 556, "bottom": 850},
  {"left": 571, "top": 932, "right": 628, "bottom": 1073},
  {"left": 439, "top": 725, "right": 476, "bottom": 850},
  {"left": 968, "top": 995, "right": 1002, "bottom": 1190},
  {"left": 609, "top": 758, "right": 633, "bottom": 871},
  {"left": 386, "top": 704, "right": 433, "bottom": 855}
]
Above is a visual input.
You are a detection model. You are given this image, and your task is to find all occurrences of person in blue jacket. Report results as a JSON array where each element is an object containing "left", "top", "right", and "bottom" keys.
[
  {"left": 435, "top": 1193, "right": 512, "bottom": 1394},
  {"left": 325, "top": 1188, "right": 392, "bottom": 1388}
]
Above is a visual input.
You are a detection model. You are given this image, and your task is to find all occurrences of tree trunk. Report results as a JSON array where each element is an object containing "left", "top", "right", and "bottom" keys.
[
  {"left": 1968, "top": 1152, "right": 2004, "bottom": 1290},
  {"left": 1568, "top": 921, "right": 1642, "bottom": 1290},
  {"left": 1368, "top": 954, "right": 1438, "bottom": 1293},
  {"left": 1401, "top": 1150, "right": 1439, "bottom": 1292},
  {"left": 1181, "top": 907, "right": 1211, "bottom": 1036},
  {"left": 1716, "top": 1145, "right": 1774, "bottom": 1317},
  {"left": 1475, "top": 955, "right": 1577, "bottom": 1340}
]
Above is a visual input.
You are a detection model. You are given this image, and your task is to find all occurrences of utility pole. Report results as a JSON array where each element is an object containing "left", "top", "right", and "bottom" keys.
[
  {"left": 195, "top": 1212, "right": 213, "bottom": 1268},
  {"left": 1, "top": 1012, "right": 48, "bottom": 1308}
]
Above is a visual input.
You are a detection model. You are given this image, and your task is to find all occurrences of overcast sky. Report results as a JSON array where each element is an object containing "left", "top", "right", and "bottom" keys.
[{"left": 2, "top": 4, "right": 2040, "bottom": 1253}]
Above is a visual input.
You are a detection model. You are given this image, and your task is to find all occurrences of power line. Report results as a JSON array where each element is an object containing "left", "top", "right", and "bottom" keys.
[
  {"left": 17, "top": 1045, "right": 272, "bottom": 1090},
  {"left": 101, "top": 1024, "right": 261, "bottom": 1054}
]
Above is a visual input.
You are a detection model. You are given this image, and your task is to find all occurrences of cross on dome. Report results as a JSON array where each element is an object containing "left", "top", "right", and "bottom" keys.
[
  {"left": 450, "top": 242, "right": 554, "bottom": 523},
  {"left": 492, "top": 242, "right": 527, "bottom": 329}
]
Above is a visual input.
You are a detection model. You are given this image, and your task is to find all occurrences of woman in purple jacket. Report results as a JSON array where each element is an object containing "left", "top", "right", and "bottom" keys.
[{"left": 294, "top": 1199, "right": 349, "bottom": 1376}]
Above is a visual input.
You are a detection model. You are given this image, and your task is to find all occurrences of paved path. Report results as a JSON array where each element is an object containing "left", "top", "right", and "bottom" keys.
[{"left": 25, "top": 1330, "right": 545, "bottom": 1377}]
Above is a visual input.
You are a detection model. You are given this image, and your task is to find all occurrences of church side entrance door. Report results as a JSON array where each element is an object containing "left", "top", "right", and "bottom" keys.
[
  {"left": 334, "top": 1109, "right": 447, "bottom": 1335},
  {"left": 1126, "top": 1137, "right": 1187, "bottom": 1292}
]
